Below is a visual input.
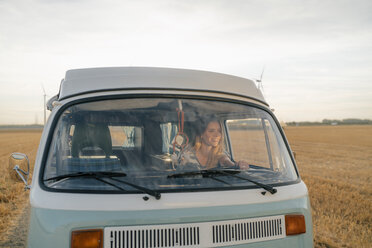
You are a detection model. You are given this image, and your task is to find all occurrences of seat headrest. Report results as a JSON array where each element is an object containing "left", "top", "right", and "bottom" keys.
[{"left": 71, "top": 123, "right": 112, "bottom": 158}]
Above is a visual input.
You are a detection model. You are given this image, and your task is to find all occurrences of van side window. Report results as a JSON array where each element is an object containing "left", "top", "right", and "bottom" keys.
[
  {"left": 227, "top": 118, "right": 271, "bottom": 169},
  {"left": 109, "top": 126, "right": 143, "bottom": 148},
  {"left": 227, "top": 118, "right": 286, "bottom": 170}
]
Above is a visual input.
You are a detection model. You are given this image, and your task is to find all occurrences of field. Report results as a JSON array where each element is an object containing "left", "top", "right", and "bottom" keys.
[
  {"left": 284, "top": 125, "right": 372, "bottom": 247},
  {"left": 0, "top": 126, "right": 371, "bottom": 247},
  {"left": 0, "top": 129, "right": 41, "bottom": 246}
]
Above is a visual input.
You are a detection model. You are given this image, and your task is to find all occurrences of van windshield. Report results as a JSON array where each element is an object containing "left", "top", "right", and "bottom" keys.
[{"left": 43, "top": 98, "right": 298, "bottom": 193}]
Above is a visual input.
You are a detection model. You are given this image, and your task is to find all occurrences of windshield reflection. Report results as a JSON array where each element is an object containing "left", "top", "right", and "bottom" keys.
[{"left": 43, "top": 98, "right": 297, "bottom": 192}]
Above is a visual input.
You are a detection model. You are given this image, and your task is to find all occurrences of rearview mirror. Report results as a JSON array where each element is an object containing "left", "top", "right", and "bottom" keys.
[{"left": 9, "top": 153, "right": 31, "bottom": 190}]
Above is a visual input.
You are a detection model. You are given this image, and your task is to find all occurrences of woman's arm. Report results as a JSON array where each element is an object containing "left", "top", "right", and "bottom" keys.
[{"left": 218, "top": 155, "right": 250, "bottom": 170}]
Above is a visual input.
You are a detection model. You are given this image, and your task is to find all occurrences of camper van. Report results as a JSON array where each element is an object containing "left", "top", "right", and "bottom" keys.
[{"left": 10, "top": 67, "right": 313, "bottom": 247}]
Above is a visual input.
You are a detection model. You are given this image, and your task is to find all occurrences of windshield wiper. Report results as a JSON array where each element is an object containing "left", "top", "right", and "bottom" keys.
[
  {"left": 168, "top": 169, "right": 277, "bottom": 194},
  {"left": 218, "top": 170, "right": 277, "bottom": 194},
  {"left": 44, "top": 171, "right": 128, "bottom": 182},
  {"left": 44, "top": 171, "right": 161, "bottom": 200}
]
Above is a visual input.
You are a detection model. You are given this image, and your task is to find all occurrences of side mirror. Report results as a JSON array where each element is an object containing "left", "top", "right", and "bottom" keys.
[
  {"left": 292, "top": 151, "right": 297, "bottom": 160},
  {"left": 9, "top": 153, "right": 31, "bottom": 190}
]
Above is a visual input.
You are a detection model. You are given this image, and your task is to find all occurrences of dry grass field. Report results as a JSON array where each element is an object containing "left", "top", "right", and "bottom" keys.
[
  {"left": 284, "top": 125, "right": 372, "bottom": 248},
  {"left": 0, "top": 129, "right": 41, "bottom": 245},
  {"left": 0, "top": 126, "right": 371, "bottom": 247}
]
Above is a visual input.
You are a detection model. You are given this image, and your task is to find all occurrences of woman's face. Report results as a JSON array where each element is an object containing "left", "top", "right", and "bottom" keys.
[{"left": 201, "top": 121, "right": 222, "bottom": 147}]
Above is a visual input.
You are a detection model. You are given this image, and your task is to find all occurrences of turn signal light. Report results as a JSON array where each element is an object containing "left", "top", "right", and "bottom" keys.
[
  {"left": 71, "top": 229, "right": 103, "bottom": 248},
  {"left": 285, "top": 215, "right": 306, "bottom": 235}
]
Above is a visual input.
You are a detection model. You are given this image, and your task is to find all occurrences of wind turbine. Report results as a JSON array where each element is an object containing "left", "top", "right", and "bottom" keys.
[
  {"left": 255, "top": 66, "right": 274, "bottom": 112},
  {"left": 256, "top": 66, "right": 265, "bottom": 93}
]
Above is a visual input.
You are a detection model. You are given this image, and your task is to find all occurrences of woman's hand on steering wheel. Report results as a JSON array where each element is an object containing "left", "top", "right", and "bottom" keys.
[{"left": 236, "top": 160, "right": 250, "bottom": 170}]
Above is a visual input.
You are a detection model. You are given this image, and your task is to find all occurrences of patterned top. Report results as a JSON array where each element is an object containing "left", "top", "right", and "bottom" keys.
[{"left": 178, "top": 146, "right": 204, "bottom": 170}]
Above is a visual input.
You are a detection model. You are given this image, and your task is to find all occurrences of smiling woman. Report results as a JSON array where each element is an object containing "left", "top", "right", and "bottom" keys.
[{"left": 178, "top": 118, "right": 250, "bottom": 170}]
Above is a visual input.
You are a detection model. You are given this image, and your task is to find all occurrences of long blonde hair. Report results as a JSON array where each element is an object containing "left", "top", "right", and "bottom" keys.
[{"left": 193, "top": 119, "right": 224, "bottom": 169}]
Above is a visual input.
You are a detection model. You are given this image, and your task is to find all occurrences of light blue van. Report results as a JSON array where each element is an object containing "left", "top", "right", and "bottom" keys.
[{"left": 10, "top": 67, "right": 313, "bottom": 247}]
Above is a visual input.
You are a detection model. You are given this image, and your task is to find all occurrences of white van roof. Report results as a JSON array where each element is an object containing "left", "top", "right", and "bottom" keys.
[{"left": 58, "top": 67, "right": 267, "bottom": 105}]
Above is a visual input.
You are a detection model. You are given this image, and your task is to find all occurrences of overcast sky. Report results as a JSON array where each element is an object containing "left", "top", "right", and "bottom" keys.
[{"left": 0, "top": 0, "right": 371, "bottom": 124}]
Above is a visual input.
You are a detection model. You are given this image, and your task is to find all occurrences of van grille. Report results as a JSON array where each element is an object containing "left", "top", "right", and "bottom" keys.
[{"left": 104, "top": 215, "right": 285, "bottom": 248}]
